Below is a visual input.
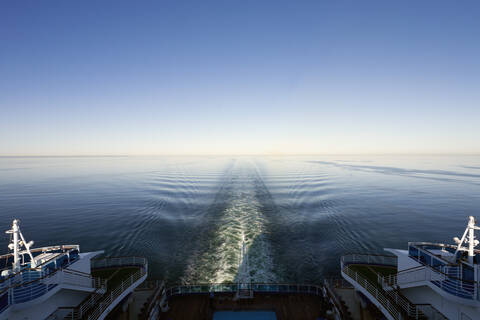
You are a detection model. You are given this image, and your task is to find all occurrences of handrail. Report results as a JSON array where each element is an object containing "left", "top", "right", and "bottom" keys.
[
  {"left": 323, "top": 279, "right": 352, "bottom": 319},
  {"left": 48, "top": 257, "right": 149, "bottom": 320},
  {"left": 341, "top": 254, "right": 397, "bottom": 267},
  {"left": 385, "top": 264, "right": 479, "bottom": 300},
  {"left": 73, "top": 256, "right": 148, "bottom": 320},
  {"left": 85, "top": 258, "right": 147, "bottom": 320},
  {"left": 409, "top": 244, "right": 458, "bottom": 266},
  {"left": 394, "top": 264, "right": 425, "bottom": 275},
  {"left": 409, "top": 242, "right": 480, "bottom": 254},
  {"left": 91, "top": 256, "right": 147, "bottom": 269},
  {"left": 0, "top": 255, "right": 86, "bottom": 294},
  {"left": 407, "top": 247, "right": 479, "bottom": 285},
  {"left": 341, "top": 254, "right": 448, "bottom": 320},
  {"left": 0, "top": 245, "right": 80, "bottom": 261},
  {"left": 343, "top": 253, "right": 399, "bottom": 258},
  {"left": 165, "top": 282, "right": 324, "bottom": 298},
  {"left": 63, "top": 268, "right": 94, "bottom": 277},
  {"left": 342, "top": 264, "right": 405, "bottom": 320},
  {"left": 0, "top": 245, "right": 80, "bottom": 284},
  {"left": 138, "top": 280, "right": 165, "bottom": 320},
  {"left": 0, "top": 253, "right": 100, "bottom": 315},
  {"left": 9, "top": 268, "right": 103, "bottom": 304}
]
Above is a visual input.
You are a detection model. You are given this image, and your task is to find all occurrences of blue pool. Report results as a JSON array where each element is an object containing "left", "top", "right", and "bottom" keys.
[{"left": 213, "top": 311, "right": 277, "bottom": 320}]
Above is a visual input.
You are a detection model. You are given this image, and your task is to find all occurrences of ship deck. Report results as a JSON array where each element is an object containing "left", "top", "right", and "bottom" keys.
[{"left": 159, "top": 292, "right": 329, "bottom": 320}]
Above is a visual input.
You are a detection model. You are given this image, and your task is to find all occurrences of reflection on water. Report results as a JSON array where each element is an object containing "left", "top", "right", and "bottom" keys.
[{"left": 0, "top": 155, "right": 479, "bottom": 284}]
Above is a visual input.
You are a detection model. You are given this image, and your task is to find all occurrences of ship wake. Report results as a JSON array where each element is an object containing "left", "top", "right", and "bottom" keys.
[{"left": 182, "top": 161, "right": 278, "bottom": 284}]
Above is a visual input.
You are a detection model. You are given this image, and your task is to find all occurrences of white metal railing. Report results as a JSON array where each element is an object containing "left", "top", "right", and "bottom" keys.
[
  {"left": 9, "top": 268, "right": 102, "bottom": 305},
  {"left": 80, "top": 257, "right": 147, "bottom": 320},
  {"left": 342, "top": 264, "right": 405, "bottom": 320},
  {"left": 341, "top": 254, "right": 448, "bottom": 320},
  {"left": 383, "top": 264, "right": 478, "bottom": 300},
  {"left": 0, "top": 245, "right": 80, "bottom": 275},
  {"left": 78, "top": 290, "right": 105, "bottom": 319},
  {"left": 60, "top": 269, "right": 103, "bottom": 289},
  {"left": 341, "top": 253, "right": 397, "bottom": 267},
  {"left": 46, "top": 256, "right": 147, "bottom": 320},
  {"left": 91, "top": 256, "right": 147, "bottom": 269},
  {"left": 86, "top": 267, "right": 146, "bottom": 320},
  {"left": 165, "top": 283, "right": 324, "bottom": 297},
  {"left": 0, "top": 246, "right": 83, "bottom": 314},
  {"left": 383, "top": 266, "right": 427, "bottom": 287}
]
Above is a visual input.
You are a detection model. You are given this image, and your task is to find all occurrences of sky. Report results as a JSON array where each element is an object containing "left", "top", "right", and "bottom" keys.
[{"left": 1, "top": 1, "right": 479, "bottom": 155}]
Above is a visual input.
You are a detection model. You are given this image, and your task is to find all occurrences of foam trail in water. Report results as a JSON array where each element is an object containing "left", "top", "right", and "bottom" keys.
[{"left": 183, "top": 163, "right": 277, "bottom": 284}]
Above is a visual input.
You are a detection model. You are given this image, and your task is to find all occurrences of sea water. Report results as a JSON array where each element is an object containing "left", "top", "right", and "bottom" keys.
[{"left": 0, "top": 155, "right": 479, "bottom": 284}]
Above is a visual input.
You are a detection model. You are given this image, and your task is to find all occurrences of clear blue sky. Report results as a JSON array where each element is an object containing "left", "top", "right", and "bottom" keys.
[{"left": 1, "top": 1, "right": 479, "bottom": 155}]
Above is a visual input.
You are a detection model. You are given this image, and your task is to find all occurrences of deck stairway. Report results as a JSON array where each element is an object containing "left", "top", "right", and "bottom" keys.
[
  {"left": 383, "top": 263, "right": 478, "bottom": 301},
  {"left": 5, "top": 267, "right": 101, "bottom": 308},
  {"left": 341, "top": 254, "right": 448, "bottom": 320},
  {"left": 46, "top": 257, "right": 148, "bottom": 320}
]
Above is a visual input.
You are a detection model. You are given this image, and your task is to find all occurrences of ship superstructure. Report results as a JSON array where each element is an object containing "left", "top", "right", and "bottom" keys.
[
  {"left": 341, "top": 216, "right": 480, "bottom": 320},
  {"left": 0, "top": 219, "right": 148, "bottom": 320}
]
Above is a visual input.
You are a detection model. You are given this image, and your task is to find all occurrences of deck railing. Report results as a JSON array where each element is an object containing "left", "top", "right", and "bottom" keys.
[
  {"left": 342, "top": 264, "right": 406, "bottom": 320},
  {"left": 0, "top": 245, "right": 85, "bottom": 315},
  {"left": 137, "top": 280, "right": 165, "bottom": 320},
  {"left": 0, "top": 245, "right": 80, "bottom": 276},
  {"left": 91, "top": 256, "right": 147, "bottom": 269},
  {"left": 383, "top": 264, "right": 478, "bottom": 300},
  {"left": 79, "top": 256, "right": 148, "bottom": 320},
  {"left": 341, "top": 253, "right": 397, "bottom": 267},
  {"left": 0, "top": 264, "right": 102, "bottom": 315},
  {"left": 341, "top": 254, "right": 447, "bottom": 320},
  {"left": 165, "top": 282, "right": 324, "bottom": 297},
  {"left": 323, "top": 279, "right": 353, "bottom": 320},
  {"left": 405, "top": 243, "right": 480, "bottom": 300},
  {"left": 46, "top": 256, "right": 147, "bottom": 320}
]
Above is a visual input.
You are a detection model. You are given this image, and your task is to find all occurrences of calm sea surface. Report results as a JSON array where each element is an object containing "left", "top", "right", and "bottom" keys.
[{"left": 0, "top": 156, "right": 479, "bottom": 284}]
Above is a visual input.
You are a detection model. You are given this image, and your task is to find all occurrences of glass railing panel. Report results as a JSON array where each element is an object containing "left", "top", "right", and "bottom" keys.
[
  {"left": 419, "top": 251, "right": 431, "bottom": 265},
  {"left": 0, "top": 291, "right": 8, "bottom": 313},
  {"left": 462, "top": 264, "right": 474, "bottom": 281}
]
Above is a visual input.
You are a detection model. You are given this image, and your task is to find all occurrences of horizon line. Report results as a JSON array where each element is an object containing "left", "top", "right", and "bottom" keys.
[{"left": 1, "top": 152, "right": 479, "bottom": 158}]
